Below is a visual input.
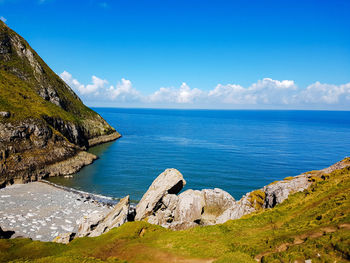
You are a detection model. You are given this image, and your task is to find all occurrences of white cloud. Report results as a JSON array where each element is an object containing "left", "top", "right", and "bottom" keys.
[
  {"left": 209, "top": 78, "right": 298, "bottom": 105},
  {"left": 298, "top": 82, "right": 350, "bottom": 105},
  {"left": 0, "top": 16, "right": 6, "bottom": 22},
  {"left": 107, "top": 78, "right": 141, "bottom": 102},
  {"left": 60, "top": 71, "right": 107, "bottom": 95},
  {"left": 85, "top": 76, "right": 108, "bottom": 95},
  {"left": 60, "top": 71, "right": 350, "bottom": 109},
  {"left": 149, "top": 82, "right": 203, "bottom": 104}
]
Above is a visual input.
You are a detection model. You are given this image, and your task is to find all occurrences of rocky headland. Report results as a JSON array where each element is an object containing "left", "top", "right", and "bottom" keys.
[{"left": 0, "top": 21, "right": 121, "bottom": 187}]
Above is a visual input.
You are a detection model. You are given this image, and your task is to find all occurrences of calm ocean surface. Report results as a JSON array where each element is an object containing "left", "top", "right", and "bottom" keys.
[{"left": 48, "top": 109, "right": 350, "bottom": 201}]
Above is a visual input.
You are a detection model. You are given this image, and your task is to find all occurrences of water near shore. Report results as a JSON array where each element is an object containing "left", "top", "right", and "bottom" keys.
[{"left": 48, "top": 109, "right": 350, "bottom": 201}]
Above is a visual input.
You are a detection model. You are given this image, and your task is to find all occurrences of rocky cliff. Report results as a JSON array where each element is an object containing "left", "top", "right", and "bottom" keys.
[{"left": 0, "top": 21, "right": 120, "bottom": 187}]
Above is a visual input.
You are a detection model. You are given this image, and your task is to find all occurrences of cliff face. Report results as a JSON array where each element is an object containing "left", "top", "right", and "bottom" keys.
[{"left": 0, "top": 21, "right": 120, "bottom": 186}]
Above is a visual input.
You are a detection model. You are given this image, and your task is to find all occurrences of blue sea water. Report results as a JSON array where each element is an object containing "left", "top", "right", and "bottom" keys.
[{"left": 48, "top": 109, "right": 350, "bottom": 201}]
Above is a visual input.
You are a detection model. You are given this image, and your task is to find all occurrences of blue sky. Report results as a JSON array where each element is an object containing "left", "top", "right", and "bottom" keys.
[{"left": 1, "top": 0, "right": 350, "bottom": 109}]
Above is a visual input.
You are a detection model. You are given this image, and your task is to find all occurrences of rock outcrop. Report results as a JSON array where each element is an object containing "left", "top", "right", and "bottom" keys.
[
  {"left": 76, "top": 195, "right": 130, "bottom": 238},
  {"left": 53, "top": 232, "right": 75, "bottom": 244},
  {"left": 263, "top": 175, "right": 310, "bottom": 208},
  {"left": 51, "top": 158, "right": 350, "bottom": 243},
  {"left": 135, "top": 169, "right": 186, "bottom": 221},
  {"left": 0, "top": 21, "right": 121, "bottom": 186},
  {"left": 174, "top": 189, "right": 204, "bottom": 224},
  {"left": 134, "top": 159, "right": 350, "bottom": 230},
  {"left": 201, "top": 188, "right": 236, "bottom": 225}
]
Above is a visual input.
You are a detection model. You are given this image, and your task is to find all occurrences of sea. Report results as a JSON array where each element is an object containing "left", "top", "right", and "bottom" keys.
[{"left": 48, "top": 108, "right": 350, "bottom": 202}]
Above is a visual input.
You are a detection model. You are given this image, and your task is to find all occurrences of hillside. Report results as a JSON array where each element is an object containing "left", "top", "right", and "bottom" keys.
[
  {"left": 0, "top": 21, "right": 120, "bottom": 186},
  {"left": 0, "top": 159, "right": 349, "bottom": 262}
]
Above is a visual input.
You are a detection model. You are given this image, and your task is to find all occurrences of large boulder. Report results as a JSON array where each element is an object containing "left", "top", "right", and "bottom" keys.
[
  {"left": 135, "top": 169, "right": 186, "bottom": 221},
  {"left": 201, "top": 188, "right": 236, "bottom": 225},
  {"left": 76, "top": 211, "right": 105, "bottom": 238},
  {"left": 76, "top": 195, "right": 130, "bottom": 238},
  {"left": 147, "top": 194, "right": 179, "bottom": 226},
  {"left": 88, "top": 195, "right": 130, "bottom": 237},
  {"left": 174, "top": 189, "right": 204, "bottom": 223}
]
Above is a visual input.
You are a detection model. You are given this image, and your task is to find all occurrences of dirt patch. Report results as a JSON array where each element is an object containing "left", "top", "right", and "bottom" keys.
[
  {"left": 93, "top": 240, "right": 214, "bottom": 263},
  {"left": 254, "top": 224, "right": 347, "bottom": 262}
]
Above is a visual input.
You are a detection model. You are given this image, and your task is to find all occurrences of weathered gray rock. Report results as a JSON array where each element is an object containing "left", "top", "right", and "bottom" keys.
[
  {"left": 174, "top": 189, "right": 204, "bottom": 223},
  {"left": 201, "top": 188, "right": 236, "bottom": 225},
  {"left": 76, "top": 211, "right": 105, "bottom": 238},
  {"left": 216, "top": 194, "right": 255, "bottom": 224},
  {"left": 76, "top": 195, "right": 130, "bottom": 238},
  {"left": 147, "top": 194, "right": 179, "bottom": 226},
  {"left": 88, "top": 195, "right": 130, "bottom": 237},
  {"left": 53, "top": 232, "right": 75, "bottom": 244},
  {"left": 263, "top": 175, "right": 311, "bottom": 208},
  {"left": 135, "top": 169, "right": 186, "bottom": 221}
]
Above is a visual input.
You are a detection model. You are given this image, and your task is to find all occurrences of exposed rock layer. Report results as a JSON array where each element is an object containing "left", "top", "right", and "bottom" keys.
[
  {"left": 76, "top": 195, "right": 130, "bottom": 238},
  {"left": 0, "top": 21, "right": 120, "bottom": 186},
  {"left": 135, "top": 169, "right": 186, "bottom": 221}
]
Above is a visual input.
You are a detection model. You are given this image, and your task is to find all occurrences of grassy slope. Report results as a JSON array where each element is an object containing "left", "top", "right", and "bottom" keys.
[
  {"left": 0, "top": 165, "right": 349, "bottom": 263},
  {"left": 0, "top": 20, "right": 112, "bottom": 133}
]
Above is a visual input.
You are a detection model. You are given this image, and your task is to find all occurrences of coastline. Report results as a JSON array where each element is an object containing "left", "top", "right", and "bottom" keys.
[
  {"left": 39, "top": 179, "right": 119, "bottom": 206},
  {"left": 88, "top": 131, "right": 121, "bottom": 147},
  {"left": 1, "top": 157, "right": 349, "bottom": 243},
  {"left": 0, "top": 131, "right": 121, "bottom": 188},
  {"left": 0, "top": 181, "right": 112, "bottom": 242}
]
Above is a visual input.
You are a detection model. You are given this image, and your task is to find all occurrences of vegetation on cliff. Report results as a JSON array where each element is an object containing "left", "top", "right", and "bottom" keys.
[
  {"left": 0, "top": 163, "right": 349, "bottom": 262},
  {"left": 0, "top": 21, "right": 120, "bottom": 185}
]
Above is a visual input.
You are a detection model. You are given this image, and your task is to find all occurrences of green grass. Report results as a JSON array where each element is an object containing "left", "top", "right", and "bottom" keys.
[
  {"left": 0, "top": 20, "right": 114, "bottom": 135},
  {"left": 1, "top": 165, "right": 349, "bottom": 262}
]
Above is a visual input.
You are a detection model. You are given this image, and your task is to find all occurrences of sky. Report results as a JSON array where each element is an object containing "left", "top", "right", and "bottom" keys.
[{"left": 1, "top": 0, "right": 350, "bottom": 109}]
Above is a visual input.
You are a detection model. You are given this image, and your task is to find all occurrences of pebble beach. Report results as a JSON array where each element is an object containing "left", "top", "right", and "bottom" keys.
[{"left": 0, "top": 182, "right": 111, "bottom": 241}]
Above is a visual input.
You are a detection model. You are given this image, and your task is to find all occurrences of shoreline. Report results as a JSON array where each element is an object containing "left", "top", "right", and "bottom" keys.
[
  {"left": 39, "top": 180, "right": 120, "bottom": 207},
  {"left": 1, "top": 157, "right": 349, "bottom": 242},
  {"left": 0, "top": 181, "right": 112, "bottom": 242}
]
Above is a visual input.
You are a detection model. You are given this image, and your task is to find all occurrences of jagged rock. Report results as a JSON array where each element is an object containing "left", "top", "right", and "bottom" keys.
[
  {"left": 88, "top": 195, "right": 130, "bottom": 237},
  {"left": 135, "top": 169, "right": 186, "bottom": 221},
  {"left": 148, "top": 194, "right": 179, "bottom": 225},
  {"left": 263, "top": 175, "right": 310, "bottom": 208},
  {"left": 88, "top": 132, "right": 121, "bottom": 147},
  {"left": 76, "top": 196, "right": 130, "bottom": 238},
  {"left": 76, "top": 211, "right": 105, "bottom": 238},
  {"left": 174, "top": 189, "right": 204, "bottom": 223},
  {"left": 53, "top": 232, "right": 75, "bottom": 244},
  {"left": 44, "top": 151, "right": 98, "bottom": 177},
  {"left": 216, "top": 194, "right": 255, "bottom": 224},
  {"left": 201, "top": 188, "right": 236, "bottom": 225}
]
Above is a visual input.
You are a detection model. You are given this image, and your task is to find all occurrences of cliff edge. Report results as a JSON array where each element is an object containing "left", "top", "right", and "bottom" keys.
[{"left": 0, "top": 21, "right": 120, "bottom": 186}]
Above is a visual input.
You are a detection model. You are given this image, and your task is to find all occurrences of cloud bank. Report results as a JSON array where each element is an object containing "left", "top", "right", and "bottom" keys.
[{"left": 59, "top": 71, "right": 350, "bottom": 109}]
